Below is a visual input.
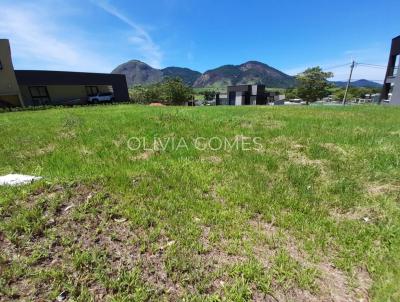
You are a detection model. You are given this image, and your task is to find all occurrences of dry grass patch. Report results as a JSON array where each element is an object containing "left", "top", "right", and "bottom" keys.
[
  {"left": 388, "top": 130, "right": 400, "bottom": 136},
  {"left": 287, "top": 150, "right": 328, "bottom": 179},
  {"left": 258, "top": 120, "right": 286, "bottom": 130},
  {"left": 365, "top": 182, "right": 400, "bottom": 197},
  {"left": 36, "top": 144, "right": 56, "bottom": 156},
  {"left": 331, "top": 205, "right": 386, "bottom": 224},
  {"left": 250, "top": 215, "right": 372, "bottom": 302},
  {"left": 0, "top": 184, "right": 154, "bottom": 301},
  {"left": 322, "top": 143, "right": 348, "bottom": 156},
  {"left": 130, "top": 150, "right": 155, "bottom": 161},
  {"left": 201, "top": 155, "right": 223, "bottom": 164}
]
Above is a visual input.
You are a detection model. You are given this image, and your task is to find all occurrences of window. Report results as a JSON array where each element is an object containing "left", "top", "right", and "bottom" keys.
[
  {"left": 0, "top": 60, "right": 3, "bottom": 70},
  {"left": 391, "top": 55, "right": 399, "bottom": 77},
  {"left": 29, "top": 86, "right": 51, "bottom": 105},
  {"left": 85, "top": 86, "right": 99, "bottom": 96}
]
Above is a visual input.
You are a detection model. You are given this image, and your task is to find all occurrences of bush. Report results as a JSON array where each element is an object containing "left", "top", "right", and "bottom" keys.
[{"left": 129, "top": 78, "right": 193, "bottom": 105}]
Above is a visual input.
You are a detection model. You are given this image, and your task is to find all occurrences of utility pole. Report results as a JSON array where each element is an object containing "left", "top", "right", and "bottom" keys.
[{"left": 342, "top": 60, "right": 356, "bottom": 105}]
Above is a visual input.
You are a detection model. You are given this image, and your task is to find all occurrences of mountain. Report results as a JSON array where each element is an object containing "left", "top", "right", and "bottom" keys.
[
  {"left": 112, "top": 60, "right": 163, "bottom": 87},
  {"left": 161, "top": 67, "right": 201, "bottom": 86},
  {"left": 111, "top": 60, "right": 201, "bottom": 87},
  {"left": 112, "top": 60, "right": 295, "bottom": 88},
  {"left": 332, "top": 79, "right": 382, "bottom": 89},
  {"left": 192, "top": 61, "right": 295, "bottom": 88}
]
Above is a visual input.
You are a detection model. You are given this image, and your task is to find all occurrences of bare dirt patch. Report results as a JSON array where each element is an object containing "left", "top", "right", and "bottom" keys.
[
  {"left": 250, "top": 215, "right": 372, "bottom": 302},
  {"left": 130, "top": 150, "right": 155, "bottom": 161},
  {"left": 36, "top": 144, "right": 56, "bottom": 156},
  {"left": 59, "top": 130, "right": 77, "bottom": 139},
  {"left": 287, "top": 150, "right": 328, "bottom": 179},
  {"left": 0, "top": 184, "right": 212, "bottom": 301},
  {"left": 365, "top": 182, "right": 400, "bottom": 197},
  {"left": 199, "top": 226, "right": 246, "bottom": 267},
  {"left": 322, "top": 143, "right": 348, "bottom": 156},
  {"left": 0, "top": 184, "right": 147, "bottom": 301},
  {"left": 331, "top": 206, "right": 385, "bottom": 224}
]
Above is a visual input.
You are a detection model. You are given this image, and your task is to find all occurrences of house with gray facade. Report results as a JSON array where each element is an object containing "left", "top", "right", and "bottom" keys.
[
  {"left": 216, "top": 85, "right": 283, "bottom": 105},
  {"left": 382, "top": 35, "right": 400, "bottom": 105},
  {"left": 0, "top": 39, "right": 129, "bottom": 107}
]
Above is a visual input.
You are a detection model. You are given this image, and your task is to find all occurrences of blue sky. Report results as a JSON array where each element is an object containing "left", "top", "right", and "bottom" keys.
[{"left": 1, "top": 0, "right": 399, "bottom": 81}]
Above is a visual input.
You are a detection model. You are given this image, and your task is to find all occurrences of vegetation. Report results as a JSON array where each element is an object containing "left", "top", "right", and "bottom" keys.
[
  {"left": 295, "top": 67, "right": 333, "bottom": 104},
  {"left": 328, "top": 86, "right": 381, "bottom": 101},
  {"left": 286, "top": 86, "right": 382, "bottom": 102},
  {"left": 129, "top": 77, "right": 194, "bottom": 105},
  {"left": 1, "top": 105, "right": 400, "bottom": 301}
]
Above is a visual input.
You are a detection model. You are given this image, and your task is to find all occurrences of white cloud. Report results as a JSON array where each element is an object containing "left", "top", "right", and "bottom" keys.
[
  {"left": 93, "top": 0, "right": 163, "bottom": 68},
  {"left": 0, "top": 2, "right": 114, "bottom": 72}
]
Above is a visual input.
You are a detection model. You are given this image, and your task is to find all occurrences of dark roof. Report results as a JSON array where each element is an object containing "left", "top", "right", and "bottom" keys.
[{"left": 15, "top": 70, "right": 127, "bottom": 86}]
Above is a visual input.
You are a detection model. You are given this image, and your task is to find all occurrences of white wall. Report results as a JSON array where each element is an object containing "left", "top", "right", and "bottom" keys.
[
  {"left": 235, "top": 93, "right": 243, "bottom": 106},
  {"left": 390, "top": 75, "right": 400, "bottom": 105}
]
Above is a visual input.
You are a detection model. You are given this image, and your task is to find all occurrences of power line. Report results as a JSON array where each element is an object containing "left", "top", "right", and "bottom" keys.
[
  {"left": 323, "top": 63, "right": 352, "bottom": 70},
  {"left": 357, "top": 62, "right": 387, "bottom": 68},
  {"left": 323, "top": 62, "right": 388, "bottom": 70}
]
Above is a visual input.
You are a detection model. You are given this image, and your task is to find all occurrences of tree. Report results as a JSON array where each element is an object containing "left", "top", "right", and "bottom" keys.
[
  {"left": 296, "top": 67, "right": 333, "bottom": 104},
  {"left": 202, "top": 90, "right": 216, "bottom": 101},
  {"left": 333, "top": 89, "right": 353, "bottom": 102},
  {"left": 129, "top": 84, "right": 162, "bottom": 103},
  {"left": 285, "top": 87, "right": 299, "bottom": 100},
  {"left": 160, "top": 77, "right": 194, "bottom": 105}
]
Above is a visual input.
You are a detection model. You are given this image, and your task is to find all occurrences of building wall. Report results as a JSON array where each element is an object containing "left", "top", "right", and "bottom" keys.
[
  {"left": 20, "top": 85, "right": 112, "bottom": 106},
  {"left": 235, "top": 92, "right": 243, "bottom": 106},
  {"left": 226, "top": 85, "right": 268, "bottom": 105},
  {"left": 0, "top": 39, "right": 22, "bottom": 106},
  {"left": 16, "top": 70, "right": 129, "bottom": 105},
  {"left": 390, "top": 77, "right": 400, "bottom": 105},
  {"left": 382, "top": 35, "right": 400, "bottom": 105}
]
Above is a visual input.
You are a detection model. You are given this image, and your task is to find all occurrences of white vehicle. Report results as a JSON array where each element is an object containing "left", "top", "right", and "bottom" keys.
[{"left": 88, "top": 92, "right": 115, "bottom": 103}]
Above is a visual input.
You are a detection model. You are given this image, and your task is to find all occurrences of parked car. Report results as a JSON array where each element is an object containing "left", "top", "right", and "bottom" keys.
[{"left": 88, "top": 92, "right": 114, "bottom": 103}]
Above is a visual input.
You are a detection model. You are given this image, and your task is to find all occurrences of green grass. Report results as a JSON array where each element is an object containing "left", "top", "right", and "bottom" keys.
[{"left": 0, "top": 104, "right": 399, "bottom": 301}]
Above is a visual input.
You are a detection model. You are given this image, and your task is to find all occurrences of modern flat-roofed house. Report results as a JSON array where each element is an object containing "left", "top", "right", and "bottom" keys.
[
  {"left": 227, "top": 85, "right": 267, "bottom": 105},
  {"left": 0, "top": 39, "right": 129, "bottom": 107},
  {"left": 216, "top": 85, "right": 267, "bottom": 105},
  {"left": 381, "top": 35, "right": 400, "bottom": 105},
  {"left": 216, "top": 84, "right": 284, "bottom": 105}
]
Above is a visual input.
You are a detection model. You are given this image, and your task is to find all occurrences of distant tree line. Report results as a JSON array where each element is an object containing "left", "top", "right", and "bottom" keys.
[
  {"left": 129, "top": 77, "right": 194, "bottom": 105},
  {"left": 285, "top": 67, "right": 381, "bottom": 103},
  {"left": 129, "top": 71, "right": 380, "bottom": 105}
]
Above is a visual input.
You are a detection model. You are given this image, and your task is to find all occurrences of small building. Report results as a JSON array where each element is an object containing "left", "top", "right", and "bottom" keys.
[
  {"left": 216, "top": 85, "right": 284, "bottom": 106},
  {"left": 0, "top": 39, "right": 129, "bottom": 107},
  {"left": 381, "top": 35, "right": 400, "bottom": 105},
  {"left": 227, "top": 85, "right": 267, "bottom": 105}
]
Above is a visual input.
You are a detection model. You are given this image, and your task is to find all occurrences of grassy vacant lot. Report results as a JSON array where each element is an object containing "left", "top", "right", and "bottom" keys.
[{"left": 0, "top": 104, "right": 399, "bottom": 301}]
